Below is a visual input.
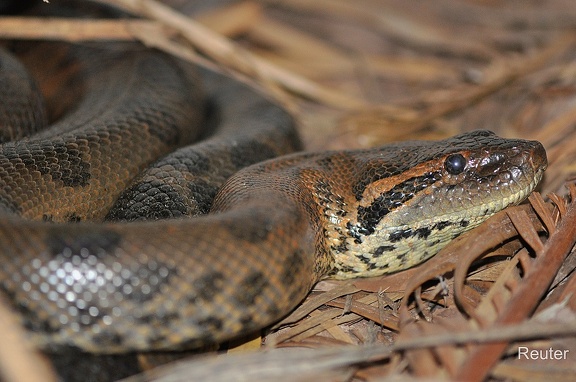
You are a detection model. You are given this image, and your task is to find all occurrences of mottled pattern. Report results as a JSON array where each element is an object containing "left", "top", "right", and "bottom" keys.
[
  {"left": 0, "top": 25, "right": 547, "bottom": 357},
  {"left": 0, "top": 49, "right": 46, "bottom": 143},
  {"left": 106, "top": 69, "right": 301, "bottom": 221},
  {"left": 0, "top": 40, "right": 307, "bottom": 353},
  {"left": 0, "top": 43, "right": 205, "bottom": 222},
  {"left": 330, "top": 131, "right": 547, "bottom": 277}
]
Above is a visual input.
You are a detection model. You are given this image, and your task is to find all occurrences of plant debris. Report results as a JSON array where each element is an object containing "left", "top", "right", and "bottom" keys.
[{"left": 1, "top": 0, "right": 576, "bottom": 381}]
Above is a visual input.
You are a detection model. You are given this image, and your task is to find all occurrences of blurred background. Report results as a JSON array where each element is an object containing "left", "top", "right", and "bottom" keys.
[{"left": 162, "top": 0, "right": 576, "bottom": 196}]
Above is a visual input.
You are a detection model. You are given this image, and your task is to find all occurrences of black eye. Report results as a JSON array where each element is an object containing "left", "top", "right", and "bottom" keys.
[{"left": 444, "top": 154, "right": 467, "bottom": 175}]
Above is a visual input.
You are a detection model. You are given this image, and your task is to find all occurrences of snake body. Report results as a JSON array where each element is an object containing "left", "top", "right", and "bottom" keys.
[{"left": 0, "top": 5, "right": 547, "bottom": 355}]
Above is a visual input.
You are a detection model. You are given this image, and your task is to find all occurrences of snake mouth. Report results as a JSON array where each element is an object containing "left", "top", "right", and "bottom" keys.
[
  {"left": 449, "top": 164, "right": 545, "bottom": 226},
  {"left": 331, "top": 167, "right": 545, "bottom": 279},
  {"left": 330, "top": 135, "right": 547, "bottom": 279},
  {"left": 471, "top": 140, "right": 547, "bottom": 214},
  {"left": 380, "top": 152, "right": 546, "bottom": 231},
  {"left": 435, "top": 138, "right": 547, "bottom": 221},
  {"left": 409, "top": 159, "right": 545, "bottom": 237}
]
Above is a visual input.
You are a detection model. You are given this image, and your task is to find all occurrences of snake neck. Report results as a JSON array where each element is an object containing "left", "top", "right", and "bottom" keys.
[{"left": 306, "top": 130, "right": 547, "bottom": 279}]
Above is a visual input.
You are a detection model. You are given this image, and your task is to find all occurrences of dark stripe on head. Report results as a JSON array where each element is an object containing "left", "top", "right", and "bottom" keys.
[
  {"left": 351, "top": 131, "right": 502, "bottom": 201},
  {"left": 356, "top": 171, "right": 441, "bottom": 236}
]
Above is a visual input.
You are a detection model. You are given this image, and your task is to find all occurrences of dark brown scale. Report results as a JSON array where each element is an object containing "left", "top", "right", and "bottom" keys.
[
  {"left": 0, "top": 49, "right": 46, "bottom": 142},
  {"left": 0, "top": 41, "right": 307, "bottom": 354},
  {"left": 0, "top": 43, "right": 205, "bottom": 221},
  {"left": 106, "top": 69, "right": 301, "bottom": 221},
  {"left": 355, "top": 171, "right": 442, "bottom": 235},
  {"left": 0, "top": 7, "right": 548, "bottom": 381}
]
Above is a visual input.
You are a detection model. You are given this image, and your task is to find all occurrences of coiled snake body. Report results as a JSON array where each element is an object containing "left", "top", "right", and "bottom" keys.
[{"left": 0, "top": 8, "right": 547, "bottom": 355}]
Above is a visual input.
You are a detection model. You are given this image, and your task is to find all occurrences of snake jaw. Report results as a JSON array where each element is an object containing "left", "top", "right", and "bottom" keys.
[
  {"left": 0, "top": 79, "right": 548, "bottom": 354},
  {"left": 327, "top": 131, "right": 547, "bottom": 279}
]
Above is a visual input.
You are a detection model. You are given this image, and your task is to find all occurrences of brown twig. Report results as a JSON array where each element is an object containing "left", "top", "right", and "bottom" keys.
[
  {"left": 398, "top": 204, "right": 544, "bottom": 323},
  {"left": 0, "top": 17, "right": 163, "bottom": 41},
  {"left": 0, "top": 298, "right": 57, "bottom": 382},
  {"left": 125, "top": 320, "right": 576, "bottom": 381},
  {"left": 0, "top": 1, "right": 369, "bottom": 109},
  {"left": 95, "top": 0, "right": 368, "bottom": 109},
  {"left": 455, "top": 189, "right": 576, "bottom": 381}
]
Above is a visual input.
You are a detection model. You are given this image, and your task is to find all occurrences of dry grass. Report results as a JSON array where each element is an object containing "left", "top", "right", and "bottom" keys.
[{"left": 1, "top": 0, "right": 576, "bottom": 381}]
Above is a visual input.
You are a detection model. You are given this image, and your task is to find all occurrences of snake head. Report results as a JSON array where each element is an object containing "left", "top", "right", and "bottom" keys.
[{"left": 328, "top": 130, "right": 547, "bottom": 278}]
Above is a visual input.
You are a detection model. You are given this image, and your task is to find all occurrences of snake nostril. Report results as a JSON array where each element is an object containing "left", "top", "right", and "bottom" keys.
[{"left": 531, "top": 142, "right": 548, "bottom": 170}]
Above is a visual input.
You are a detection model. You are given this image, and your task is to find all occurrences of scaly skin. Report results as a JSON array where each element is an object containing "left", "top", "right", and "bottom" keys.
[{"left": 0, "top": 5, "right": 547, "bottom": 355}]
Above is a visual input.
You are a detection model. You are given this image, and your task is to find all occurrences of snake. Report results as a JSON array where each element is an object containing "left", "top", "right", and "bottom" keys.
[{"left": 0, "top": 2, "right": 547, "bottom": 356}]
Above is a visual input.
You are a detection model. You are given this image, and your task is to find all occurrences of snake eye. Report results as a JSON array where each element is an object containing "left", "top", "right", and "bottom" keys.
[{"left": 444, "top": 154, "right": 467, "bottom": 175}]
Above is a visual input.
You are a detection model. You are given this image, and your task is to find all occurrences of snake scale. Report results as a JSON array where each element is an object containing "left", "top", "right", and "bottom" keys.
[{"left": 0, "top": 2, "right": 547, "bottom": 356}]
